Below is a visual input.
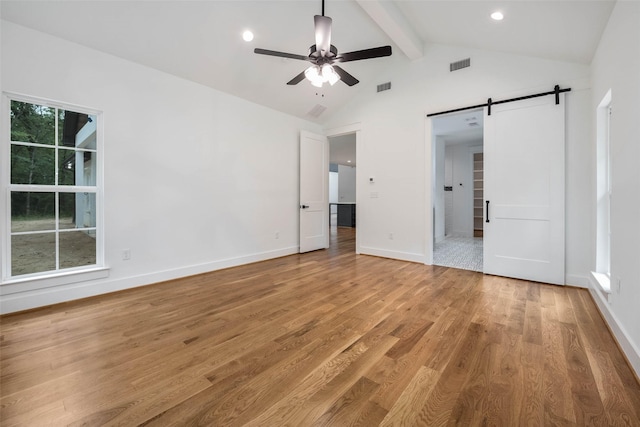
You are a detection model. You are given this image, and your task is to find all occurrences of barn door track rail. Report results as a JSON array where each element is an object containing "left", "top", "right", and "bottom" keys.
[{"left": 427, "top": 85, "right": 572, "bottom": 117}]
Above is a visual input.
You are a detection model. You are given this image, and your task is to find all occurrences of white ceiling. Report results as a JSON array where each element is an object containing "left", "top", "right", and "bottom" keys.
[
  {"left": 432, "top": 109, "right": 484, "bottom": 146},
  {"left": 1, "top": 0, "right": 615, "bottom": 124},
  {"left": 330, "top": 134, "right": 357, "bottom": 166}
]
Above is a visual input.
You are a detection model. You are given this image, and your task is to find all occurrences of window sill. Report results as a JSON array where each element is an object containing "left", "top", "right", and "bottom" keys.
[
  {"left": 1, "top": 267, "right": 110, "bottom": 295},
  {"left": 591, "top": 271, "right": 611, "bottom": 300}
]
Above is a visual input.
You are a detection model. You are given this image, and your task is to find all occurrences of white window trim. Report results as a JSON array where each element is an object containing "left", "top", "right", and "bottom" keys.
[
  {"left": 1, "top": 92, "right": 108, "bottom": 287},
  {"left": 592, "top": 271, "right": 611, "bottom": 294},
  {"left": 592, "top": 89, "right": 612, "bottom": 298}
]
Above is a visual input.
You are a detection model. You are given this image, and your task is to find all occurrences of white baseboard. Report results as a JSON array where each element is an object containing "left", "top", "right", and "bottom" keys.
[
  {"left": 565, "top": 273, "right": 590, "bottom": 288},
  {"left": 359, "top": 246, "right": 425, "bottom": 264},
  {"left": 0, "top": 246, "right": 299, "bottom": 314},
  {"left": 588, "top": 276, "right": 640, "bottom": 379}
]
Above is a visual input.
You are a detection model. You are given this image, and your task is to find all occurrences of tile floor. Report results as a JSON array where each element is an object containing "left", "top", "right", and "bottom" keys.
[{"left": 433, "top": 235, "right": 483, "bottom": 272}]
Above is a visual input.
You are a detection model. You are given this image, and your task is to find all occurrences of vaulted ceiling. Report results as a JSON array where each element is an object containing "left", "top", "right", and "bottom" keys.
[{"left": 1, "top": 0, "right": 615, "bottom": 123}]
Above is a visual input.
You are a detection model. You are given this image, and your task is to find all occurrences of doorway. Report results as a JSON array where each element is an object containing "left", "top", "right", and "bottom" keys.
[
  {"left": 328, "top": 133, "right": 357, "bottom": 252},
  {"left": 432, "top": 110, "right": 484, "bottom": 272}
]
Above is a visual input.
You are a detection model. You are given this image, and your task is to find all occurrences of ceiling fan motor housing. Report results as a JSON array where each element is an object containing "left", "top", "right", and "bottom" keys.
[{"left": 309, "top": 45, "right": 338, "bottom": 63}]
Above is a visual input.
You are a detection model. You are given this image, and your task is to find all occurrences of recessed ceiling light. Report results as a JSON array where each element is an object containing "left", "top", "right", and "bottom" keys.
[
  {"left": 491, "top": 11, "right": 504, "bottom": 21},
  {"left": 347, "top": 160, "right": 352, "bottom": 163},
  {"left": 242, "top": 30, "right": 254, "bottom": 42}
]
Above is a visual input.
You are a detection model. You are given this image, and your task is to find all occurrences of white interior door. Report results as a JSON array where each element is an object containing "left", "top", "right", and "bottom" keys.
[
  {"left": 299, "top": 131, "right": 329, "bottom": 253},
  {"left": 483, "top": 95, "right": 565, "bottom": 285}
]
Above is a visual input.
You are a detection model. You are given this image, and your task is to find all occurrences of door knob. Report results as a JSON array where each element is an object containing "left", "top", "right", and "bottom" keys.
[{"left": 300, "top": 204, "right": 309, "bottom": 209}]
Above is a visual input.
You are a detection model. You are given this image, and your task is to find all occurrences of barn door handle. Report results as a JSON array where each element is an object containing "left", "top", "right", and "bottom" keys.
[{"left": 485, "top": 200, "right": 490, "bottom": 223}]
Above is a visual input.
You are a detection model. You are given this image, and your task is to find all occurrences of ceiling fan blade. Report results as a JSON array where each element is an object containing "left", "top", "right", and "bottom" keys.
[
  {"left": 314, "top": 15, "right": 332, "bottom": 56},
  {"left": 332, "top": 65, "right": 359, "bottom": 86},
  {"left": 336, "top": 46, "right": 392, "bottom": 63},
  {"left": 286, "top": 71, "right": 307, "bottom": 85},
  {"left": 254, "top": 48, "right": 310, "bottom": 61}
]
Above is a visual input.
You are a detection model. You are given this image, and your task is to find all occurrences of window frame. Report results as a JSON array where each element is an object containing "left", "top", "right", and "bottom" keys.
[
  {"left": 1, "top": 92, "right": 107, "bottom": 285},
  {"left": 593, "top": 89, "right": 612, "bottom": 296}
]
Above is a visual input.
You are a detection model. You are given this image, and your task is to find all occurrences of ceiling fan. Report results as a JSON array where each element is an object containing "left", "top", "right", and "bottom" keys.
[{"left": 254, "top": 0, "right": 392, "bottom": 88}]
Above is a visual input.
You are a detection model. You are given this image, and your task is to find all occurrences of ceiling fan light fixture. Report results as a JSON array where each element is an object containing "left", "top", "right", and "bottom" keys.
[
  {"left": 305, "top": 66, "right": 324, "bottom": 87},
  {"left": 254, "top": 0, "right": 392, "bottom": 87},
  {"left": 304, "top": 64, "right": 340, "bottom": 87},
  {"left": 321, "top": 64, "right": 340, "bottom": 85}
]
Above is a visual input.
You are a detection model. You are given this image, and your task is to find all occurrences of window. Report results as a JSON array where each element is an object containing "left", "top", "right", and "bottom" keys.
[
  {"left": 594, "top": 90, "right": 612, "bottom": 293},
  {"left": 3, "top": 95, "right": 102, "bottom": 281}
]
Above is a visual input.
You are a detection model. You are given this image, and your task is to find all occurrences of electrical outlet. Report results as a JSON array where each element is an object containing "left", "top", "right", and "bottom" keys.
[
  {"left": 122, "top": 249, "right": 131, "bottom": 261},
  {"left": 615, "top": 277, "right": 622, "bottom": 294},
  {"left": 389, "top": 233, "right": 394, "bottom": 240},
  {"left": 275, "top": 231, "right": 280, "bottom": 240}
]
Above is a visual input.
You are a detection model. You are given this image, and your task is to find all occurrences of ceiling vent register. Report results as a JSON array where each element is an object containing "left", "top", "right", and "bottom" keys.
[
  {"left": 377, "top": 82, "right": 392, "bottom": 92},
  {"left": 307, "top": 104, "right": 327, "bottom": 118},
  {"left": 450, "top": 58, "right": 471, "bottom": 72}
]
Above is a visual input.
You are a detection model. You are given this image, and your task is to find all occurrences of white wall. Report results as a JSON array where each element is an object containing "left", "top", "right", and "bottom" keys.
[
  {"left": 435, "top": 134, "right": 482, "bottom": 241},
  {"left": 444, "top": 144, "right": 453, "bottom": 236},
  {"left": 0, "top": 21, "right": 322, "bottom": 313},
  {"left": 446, "top": 141, "right": 482, "bottom": 237},
  {"left": 434, "top": 136, "right": 445, "bottom": 242},
  {"left": 338, "top": 164, "right": 356, "bottom": 203},
  {"left": 589, "top": 1, "right": 640, "bottom": 375},
  {"left": 329, "top": 171, "right": 339, "bottom": 207},
  {"left": 324, "top": 43, "right": 592, "bottom": 271}
]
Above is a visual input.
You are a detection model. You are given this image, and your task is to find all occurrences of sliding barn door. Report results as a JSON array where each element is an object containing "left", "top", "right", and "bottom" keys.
[
  {"left": 483, "top": 95, "right": 565, "bottom": 285},
  {"left": 299, "top": 131, "right": 329, "bottom": 253}
]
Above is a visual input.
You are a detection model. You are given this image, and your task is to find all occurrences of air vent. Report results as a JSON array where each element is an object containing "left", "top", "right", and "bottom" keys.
[
  {"left": 450, "top": 58, "right": 470, "bottom": 72},
  {"left": 377, "top": 82, "right": 391, "bottom": 92},
  {"left": 307, "top": 104, "right": 327, "bottom": 118}
]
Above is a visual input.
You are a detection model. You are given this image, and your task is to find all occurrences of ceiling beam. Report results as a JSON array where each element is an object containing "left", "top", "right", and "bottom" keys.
[{"left": 355, "top": 0, "right": 423, "bottom": 61}]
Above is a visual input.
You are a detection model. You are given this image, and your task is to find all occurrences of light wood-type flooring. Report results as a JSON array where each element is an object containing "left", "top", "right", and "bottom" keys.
[{"left": 1, "top": 227, "right": 639, "bottom": 426}]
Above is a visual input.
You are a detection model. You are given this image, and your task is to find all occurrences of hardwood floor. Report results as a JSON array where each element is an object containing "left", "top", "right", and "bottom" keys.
[{"left": 1, "top": 227, "right": 639, "bottom": 426}]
